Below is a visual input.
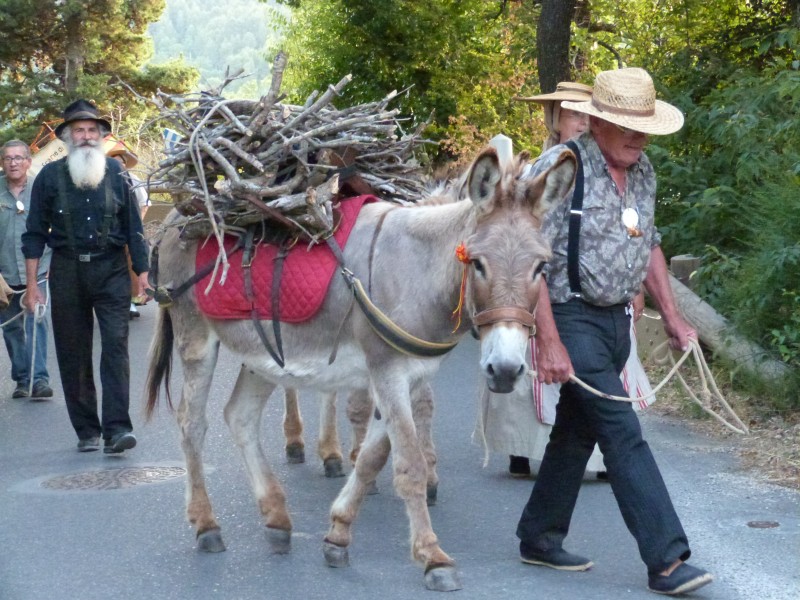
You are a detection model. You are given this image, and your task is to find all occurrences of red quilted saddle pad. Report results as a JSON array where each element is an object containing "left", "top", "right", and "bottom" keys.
[{"left": 196, "top": 195, "right": 376, "bottom": 322}]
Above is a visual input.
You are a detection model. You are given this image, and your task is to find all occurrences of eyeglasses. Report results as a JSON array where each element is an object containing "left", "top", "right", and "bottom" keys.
[
  {"left": 2, "top": 156, "right": 29, "bottom": 164},
  {"left": 613, "top": 123, "right": 643, "bottom": 136}
]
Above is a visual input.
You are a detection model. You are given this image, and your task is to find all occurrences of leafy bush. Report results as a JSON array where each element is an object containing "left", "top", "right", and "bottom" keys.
[{"left": 651, "top": 52, "right": 800, "bottom": 388}]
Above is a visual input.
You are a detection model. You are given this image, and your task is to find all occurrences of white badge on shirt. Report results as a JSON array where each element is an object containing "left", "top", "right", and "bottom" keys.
[
  {"left": 15, "top": 200, "right": 24, "bottom": 214},
  {"left": 622, "top": 207, "right": 642, "bottom": 238}
]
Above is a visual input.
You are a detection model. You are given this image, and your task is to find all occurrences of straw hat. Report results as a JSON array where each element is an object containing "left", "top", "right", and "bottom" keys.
[
  {"left": 514, "top": 81, "right": 593, "bottom": 104},
  {"left": 104, "top": 138, "right": 139, "bottom": 169},
  {"left": 54, "top": 99, "right": 112, "bottom": 137},
  {"left": 561, "top": 68, "right": 683, "bottom": 135}
]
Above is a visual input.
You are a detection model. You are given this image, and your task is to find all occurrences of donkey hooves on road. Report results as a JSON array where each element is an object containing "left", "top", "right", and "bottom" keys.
[
  {"left": 323, "top": 457, "right": 345, "bottom": 478},
  {"left": 424, "top": 565, "right": 462, "bottom": 592},
  {"left": 323, "top": 540, "right": 350, "bottom": 567},
  {"left": 285, "top": 443, "right": 305, "bottom": 464},
  {"left": 196, "top": 528, "right": 226, "bottom": 553},
  {"left": 365, "top": 480, "right": 379, "bottom": 495},
  {"left": 266, "top": 527, "right": 291, "bottom": 554}
]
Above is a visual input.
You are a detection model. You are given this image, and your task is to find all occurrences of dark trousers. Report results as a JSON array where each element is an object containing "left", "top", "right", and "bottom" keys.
[
  {"left": 516, "top": 299, "right": 690, "bottom": 574},
  {"left": 49, "top": 249, "right": 132, "bottom": 441}
]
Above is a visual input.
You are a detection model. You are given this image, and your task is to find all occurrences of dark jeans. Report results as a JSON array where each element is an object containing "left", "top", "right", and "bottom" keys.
[
  {"left": 516, "top": 299, "right": 690, "bottom": 574},
  {"left": 0, "top": 282, "right": 49, "bottom": 387},
  {"left": 49, "top": 249, "right": 132, "bottom": 441}
]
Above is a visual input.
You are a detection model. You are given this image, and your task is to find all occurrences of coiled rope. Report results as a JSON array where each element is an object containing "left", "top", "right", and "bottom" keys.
[
  {"left": 566, "top": 337, "right": 749, "bottom": 435},
  {"left": 0, "top": 281, "right": 49, "bottom": 397}
]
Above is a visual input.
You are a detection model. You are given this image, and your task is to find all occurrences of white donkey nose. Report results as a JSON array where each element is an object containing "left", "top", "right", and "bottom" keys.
[{"left": 479, "top": 325, "right": 529, "bottom": 393}]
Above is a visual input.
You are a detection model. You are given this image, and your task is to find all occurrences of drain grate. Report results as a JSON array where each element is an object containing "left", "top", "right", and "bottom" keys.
[
  {"left": 747, "top": 520, "right": 780, "bottom": 529},
  {"left": 41, "top": 466, "right": 186, "bottom": 491}
]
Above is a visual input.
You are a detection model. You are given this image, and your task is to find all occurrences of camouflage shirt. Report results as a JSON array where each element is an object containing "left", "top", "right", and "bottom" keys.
[{"left": 530, "top": 132, "right": 662, "bottom": 307}]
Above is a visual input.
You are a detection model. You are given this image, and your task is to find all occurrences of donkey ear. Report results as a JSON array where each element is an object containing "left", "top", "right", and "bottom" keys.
[
  {"left": 467, "top": 148, "right": 502, "bottom": 207},
  {"left": 527, "top": 150, "right": 576, "bottom": 220}
]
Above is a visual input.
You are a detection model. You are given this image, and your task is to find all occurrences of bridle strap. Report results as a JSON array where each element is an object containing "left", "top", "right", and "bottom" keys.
[{"left": 472, "top": 306, "right": 536, "bottom": 335}]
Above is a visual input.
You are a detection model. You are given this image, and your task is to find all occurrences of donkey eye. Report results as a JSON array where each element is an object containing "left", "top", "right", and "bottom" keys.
[
  {"left": 533, "top": 262, "right": 546, "bottom": 279},
  {"left": 471, "top": 258, "right": 485, "bottom": 276}
]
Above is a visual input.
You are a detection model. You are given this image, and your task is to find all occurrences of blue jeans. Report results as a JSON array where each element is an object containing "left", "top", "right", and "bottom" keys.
[
  {"left": 516, "top": 299, "right": 690, "bottom": 574},
  {"left": 0, "top": 281, "right": 49, "bottom": 387}
]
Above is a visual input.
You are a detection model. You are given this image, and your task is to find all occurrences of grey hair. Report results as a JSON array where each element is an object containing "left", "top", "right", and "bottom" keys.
[
  {"left": 1, "top": 139, "right": 31, "bottom": 159},
  {"left": 59, "top": 122, "right": 110, "bottom": 144}
]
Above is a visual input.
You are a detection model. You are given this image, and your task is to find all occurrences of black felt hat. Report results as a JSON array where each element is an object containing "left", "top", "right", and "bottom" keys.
[{"left": 54, "top": 99, "right": 112, "bottom": 137}]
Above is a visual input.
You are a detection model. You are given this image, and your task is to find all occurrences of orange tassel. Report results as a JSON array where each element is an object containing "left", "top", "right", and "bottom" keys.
[
  {"left": 452, "top": 243, "right": 470, "bottom": 332},
  {"left": 455, "top": 242, "right": 470, "bottom": 264}
]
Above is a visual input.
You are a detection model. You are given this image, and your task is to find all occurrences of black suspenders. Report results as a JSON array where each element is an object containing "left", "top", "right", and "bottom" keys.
[
  {"left": 57, "top": 161, "right": 115, "bottom": 254},
  {"left": 564, "top": 140, "right": 584, "bottom": 298}
]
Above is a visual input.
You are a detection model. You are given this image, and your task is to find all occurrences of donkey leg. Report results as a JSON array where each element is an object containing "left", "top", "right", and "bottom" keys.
[
  {"left": 346, "top": 388, "right": 377, "bottom": 493},
  {"left": 324, "top": 413, "right": 391, "bottom": 567},
  {"left": 177, "top": 335, "right": 225, "bottom": 553},
  {"left": 376, "top": 378, "right": 460, "bottom": 591},
  {"left": 317, "top": 392, "right": 345, "bottom": 477},
  {"left": 283, "top": 387, "right": 305, "bottom": 464},
  {"left": 345, "top": 388, "right": 372, "bottom": 464},
  {"left": 412, "top": 382, "right": 439, "bottom": 506},
  {"left": 224, "top": 367, "right": 292, "bottom": 554}
]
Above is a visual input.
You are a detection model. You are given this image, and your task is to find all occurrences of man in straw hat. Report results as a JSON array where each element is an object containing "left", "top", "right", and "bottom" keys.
[
  {"left": 22, "top": 99, "right": 150, "bottom": 455},
  {"left": 514, "top": 68, "right": 713, "bottom": 595}
]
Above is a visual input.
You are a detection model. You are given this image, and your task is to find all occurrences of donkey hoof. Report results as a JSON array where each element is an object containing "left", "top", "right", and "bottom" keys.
[
  {"left": 427, "top": 484, "right": 438, "bottom": 506},
  {"left": 266, "top": 526, "right": 291, "bottom": 554},
  {"left": 323, "top": 457, "right": 345, "bottom": 478},
  {"left": 285, "top": 443, "right": 305, "bottom": 464},
  {"left": 196, "top": 528, "right": 226, "bottom": 553},
  {"left": 424, "top": 564, "right": 462, "bottom": 592},
  {"left": 323, "top": 540, "right": 350, "bottom": 568}
]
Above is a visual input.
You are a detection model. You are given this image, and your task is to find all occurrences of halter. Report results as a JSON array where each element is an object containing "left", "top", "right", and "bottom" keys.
[{"left": 472, "top": 306, "right": 536, "bottom": 337}]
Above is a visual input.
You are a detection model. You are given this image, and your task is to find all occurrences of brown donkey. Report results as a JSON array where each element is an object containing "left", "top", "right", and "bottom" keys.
[{"left": 145, "top": 146, "right": 576, "bottom": 591}]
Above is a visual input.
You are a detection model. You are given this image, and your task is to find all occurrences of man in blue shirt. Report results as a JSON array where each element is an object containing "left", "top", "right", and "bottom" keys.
[{"left": 0, "top": 140, "right": 51, "bottom": 399}]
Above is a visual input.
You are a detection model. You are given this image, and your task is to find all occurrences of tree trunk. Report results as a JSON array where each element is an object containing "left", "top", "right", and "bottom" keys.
[
  {"left": 64, "top": 11, "right": 84, "bottom": 95},
  {"left": 790, "top": 0, "right": 800, "bottom": 28},
  {"left": 536, "top": 0, "right": 577, "bottom": 93},
  {"left": 668, "top": 275, "right": 790, "bottom": 382}
]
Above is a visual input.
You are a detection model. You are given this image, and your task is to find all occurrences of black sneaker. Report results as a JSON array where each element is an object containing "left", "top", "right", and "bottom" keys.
[
  {"left": 77, "top": 437, "right": 100, "bottom": 452},
  {"left": 648, "top": 563, "right": 713, "bottom": 595},
  {"left": 520, "top": 543, "right": 593, "bottom": 571},
  {"left": 104, "top": 432, "right": 137, "bottom": 454},
  {"left": 12, "top": 384, "right": 29, "bottom": 399},
  {"left": 31, "top": 381, "right": 53, "bottom": 398},
  {"left": 509, "top": 455, "right": 531, "bottom": 478}
]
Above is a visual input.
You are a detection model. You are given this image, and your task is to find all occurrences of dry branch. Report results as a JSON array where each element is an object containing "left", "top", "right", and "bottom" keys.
[{"left": 148, "top": 58, "right": 433, "bottom": 247}]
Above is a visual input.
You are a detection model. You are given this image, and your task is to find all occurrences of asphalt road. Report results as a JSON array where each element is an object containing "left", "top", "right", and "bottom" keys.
[{"left": 1, "top": 302, "right": 798, "bottom": 600}]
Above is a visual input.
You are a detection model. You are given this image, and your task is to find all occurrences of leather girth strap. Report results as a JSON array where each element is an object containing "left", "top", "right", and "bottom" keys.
[
  {"left": 325, "top": 235, "right": 457, "bottom": 358},
  {"left": 241, "top": 225, "right": 287, "bottom": 368}
]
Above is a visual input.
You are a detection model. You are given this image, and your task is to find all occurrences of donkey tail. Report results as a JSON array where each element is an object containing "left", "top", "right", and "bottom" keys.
[{"left": 145, "top": 306, "right": 174, "bottom": 420}]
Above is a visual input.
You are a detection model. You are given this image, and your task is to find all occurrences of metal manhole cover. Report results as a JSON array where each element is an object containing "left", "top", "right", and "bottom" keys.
[{"left": 41, "top": 466, "right": 186, "bottom": 491}]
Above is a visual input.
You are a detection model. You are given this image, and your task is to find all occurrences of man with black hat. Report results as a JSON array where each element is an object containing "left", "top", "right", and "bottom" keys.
[
  {"left": 515, "top": 68, "right": 713, "bottom": 596},
  {"left": 22, "top": 99, "right": 149, "bottom": 454}
]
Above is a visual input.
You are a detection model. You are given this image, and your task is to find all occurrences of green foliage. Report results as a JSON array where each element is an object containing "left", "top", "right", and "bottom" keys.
[
  {"left": 276, "top": 0, "right": 545, "bottom": 164},
  {"left": 0, "top": 0, "right": 198, "bottom": 144},
  {"left": 653, "top": 53, "right": 800, "bottom": 378},
  {"left": 148, "top": 0, "right": 287, "bottom": 97}
]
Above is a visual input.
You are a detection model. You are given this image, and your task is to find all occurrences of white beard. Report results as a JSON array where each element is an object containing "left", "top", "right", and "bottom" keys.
[{"left": 66, "top": 143, "right": 107, "bottom": 189}]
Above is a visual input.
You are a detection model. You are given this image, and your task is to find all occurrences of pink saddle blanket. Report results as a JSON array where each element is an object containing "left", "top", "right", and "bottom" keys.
[{"left": 196, "top": 195, "right": 376, "bottom": 322}]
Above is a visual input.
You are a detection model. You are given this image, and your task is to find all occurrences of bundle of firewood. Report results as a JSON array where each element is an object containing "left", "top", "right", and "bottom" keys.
[{"left": 147, "top": 52, "right": 433, "bottom": 241}]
